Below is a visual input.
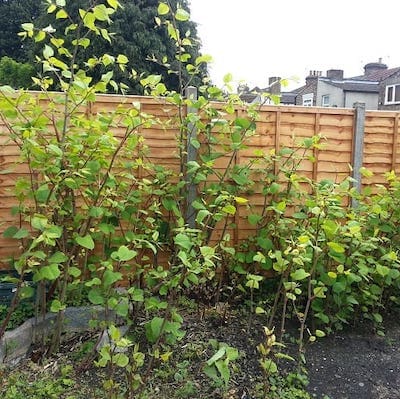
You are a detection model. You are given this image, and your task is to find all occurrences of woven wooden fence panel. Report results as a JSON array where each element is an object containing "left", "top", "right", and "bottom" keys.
[{"left": 1, "top": 94, "right": 399, "bottom": 269}]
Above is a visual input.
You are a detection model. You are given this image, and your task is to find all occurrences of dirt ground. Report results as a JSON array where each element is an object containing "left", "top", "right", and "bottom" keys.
[
  {"left": 305, "top": 318, "right": 400, "bottom": 399},
  {"left": 1, "top": 307, "right": 400, "bottom": 399}
]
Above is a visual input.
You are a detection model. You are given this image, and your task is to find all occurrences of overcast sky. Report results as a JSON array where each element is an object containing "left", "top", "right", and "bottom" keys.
[{"left": 189, "top": 0, "right": 400, "bottom": 90}]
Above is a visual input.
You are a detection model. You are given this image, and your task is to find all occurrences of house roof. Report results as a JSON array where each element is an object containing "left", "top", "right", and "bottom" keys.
[
  {"left": 280, "top": 92, "right": 297, "bottom": 103},
  {"left": 342, "top": 82, "right": 379, "bottom": 93},
  {"left": 315, "top": 76, "right": 379, "bottom": 93},
  {"left": 349, "top": 67, "right": 400, "bottom": 82},
  {"left": 324, "top": 79, "right": 379, "bottom": 93},
  {"left": 239, "top": 93, "right": 259, "bottom": 103}
]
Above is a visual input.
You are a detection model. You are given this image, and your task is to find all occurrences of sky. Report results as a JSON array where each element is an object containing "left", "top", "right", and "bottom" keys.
[{"left": 189, "top": 0, "right": 400, "bottom": 91}]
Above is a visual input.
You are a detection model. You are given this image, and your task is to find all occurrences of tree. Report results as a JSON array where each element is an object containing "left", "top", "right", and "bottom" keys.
[
  {"left": 108, "top": 0, "right": 207, "bottom": 93},
  {"left": 0, "top": 56, "right": 35, "bottom": 88},
  {"left": 18, "top": 0, "right": 207, "bottom": 93},
  {"left": 0, "top": 0, "right": 40, "bottom": 62}
]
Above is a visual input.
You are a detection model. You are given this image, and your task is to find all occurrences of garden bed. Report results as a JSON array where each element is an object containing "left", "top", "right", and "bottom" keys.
[{"left": 1, "top": 305, "right": 399, "bottom": 399}]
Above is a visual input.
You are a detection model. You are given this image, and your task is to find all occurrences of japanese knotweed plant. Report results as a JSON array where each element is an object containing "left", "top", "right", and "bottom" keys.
[
  {"left": 0, "top": 0, "right": 159, "bottom": 354},
  {"left": 0, "top": 0, "right": 271, "bottom": 396},
  {"left": 243, "top": 169, "right": 400, "bottom": 359}
]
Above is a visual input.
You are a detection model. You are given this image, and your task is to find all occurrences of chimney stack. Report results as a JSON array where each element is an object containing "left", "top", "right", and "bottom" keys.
[
  {"left": 326, "top": 69, "right": 344, "bottom": 80},
  {"left": 364, "top": 60, "right": 388, "bottom": 76},
  {"left": 306, "top": 70, "right": 321, "bottom": 84},
  {"left": 268, "top": 76, "right": 281, "bottom": 95}
]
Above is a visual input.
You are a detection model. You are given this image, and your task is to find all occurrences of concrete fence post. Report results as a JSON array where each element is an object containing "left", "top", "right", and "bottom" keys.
[
  {"left": 185, "top": 86, "right": 198, "bottom": 228},
  {"left": 351, "top": 102, "right": 366, "bottom": 207}
]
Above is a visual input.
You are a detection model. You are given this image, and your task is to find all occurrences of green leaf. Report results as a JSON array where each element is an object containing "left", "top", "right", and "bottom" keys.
[
  {"left": 196, "top": 209, "right": 210, "bottom": 224},
  {"left": 245, "top": 279, "right": 259, "bottom": 289},
  {"left": 376, "top": 264, "right": 390, "bottom": 277},
  {"left": 157, "top": 2, "right": 169, "bottom": 15},
  {"left": 20, "top": 286, "right": 34, "bottom": 299},
  {"left": 106, "top": 0, "right": 118, "bottom": 9},
  {"left": 200, "top": 246, "right": 215, "bottom": 258},
  {"left": 113, "top": 353, "right": 129, "bottom": 368},
  {"left": 215, "top": 360, "right": 230, "bottom": 386},
  {"left": 248, "top": 214, "right": 262, "bottom": 226},
  {"left": 47, "top": 4, "right": 56, "bottom": 13},
  {"left": 3, "top": 226, "right": 19, "bottom": 238},
  {"left": 35, "top": 31, "right": 46, "bottom": 42},
  {"left": 75, "top": 234, "right": 95, "bottom": 250},
  {"left": 103, "top": 270, "right": 122, "bottom": 286},
  {"left": 117, "top": 54, "right": 128, "bottom": 64},
  {"left": 256, "top": 237, "right": 273, "bottom": 251},
  {"left": 207, "top": 347, "right": 226, "bottom": 365},
  {"left": 43, "top": 44, "right": 54, "bottom": 59},
  {"left": 234, "top": 196, "right": 248, "bottom": 205},
  {"left": 327, "top": 241, "right": 345, "bottom": 253},
  {"left": 40, "top": 264, "right": 61, "bottom": 280},
  {"left": 286, "top": 292, "right": 296, "bottom": 300},
  {"left": 315, "top": 312, "right": 330, "bottom": 324},
  {"left": 85, "top": 277, "right": 101, "bottom": 287},
  {"left": 175, "top": 7, "right": 189, "bottom": 21},
  {"left": 48, "top": 251, "right": 68, "bottom": 264},
  {"left": 195, "top": 54, "right": 213, "bottom": 65},
  {"left": 322, "top": 220, "right": 338, "bottom": 239},
  {"left": 290, "top": 268, "right": 310, "bottom": 281},
  {"left": 88, "top": 288, "right": 104, "bottom": 305},
  {"left": 203, "top": 364, "right": 219, "bottom": 382},
  {"left": 373, "top": 313, "right": 383, "bottom": 324},
  {"left": 111, "top": 245, "right": 137, "bottom": 262},
  {"left": 235, "top": 117, "right": 252, "bottom": 129},
  {"left": 50, "top": 299, "right": 66, "bottom": 312},
  {"left": 269, "top": 182, "right": 281, "bottom": 194},
  {"left": 146, "top": 317, "right": 164, "bottom": 343},
  {"left": 21, "top": 23, "right": 34, "bottom": 32},
  {"left": 174, "top": 233, "right": 192, "bottom": 250},
  {"left": 222, "top": 204, "right": 236, "bottom": 215},
  {"left": 332, "top": 281, "right": 346, "bottom": 294},
  {"left": 223, "top": 73, "right": 233, "bottom": 83},
  {"left": 31, "top": 215, "right": 48, "bottom": 231},
  {"left": 115, "top": 300, "right": 129, "bottom": 317},
  {"left": 128, "top": 287, "right": 144, "bottom": 302},
  {"left": 47, "top": 144, "right": 63, "bottom": 156},
  {"left": 56, "top": 9, "right": 68, "bottom": 19},
  {"left": 315, "top": 329, "right": 326, "bottom": 337},
  {"left": 69, "top": 267, "right": 81, "bottom": 278},
  {"left": 260, "top": 359, "right": 278, "bottom": 373},
  {"left": 292, "top": 212, "right": 308, "bottom": 219}
]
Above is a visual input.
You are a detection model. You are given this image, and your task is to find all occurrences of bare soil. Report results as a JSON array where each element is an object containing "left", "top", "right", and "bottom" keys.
[
  {"left": 305, "top": 318, "right": 400, "bottom": 399},
  {"left": 1, "top": 307, "right": 400, "bottom": 399}
]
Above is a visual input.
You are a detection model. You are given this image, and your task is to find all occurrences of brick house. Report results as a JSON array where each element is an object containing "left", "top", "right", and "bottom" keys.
[
  {"left": 294, "top": 69, "right": 380, "bottom": 109},
  {"left": 292, "top": 60, "right": 400, "bottom": 110},
  {"left": 350, "top": 61, "right": 400, "bottom": 110},
  {"left": 239, "top": 77, "right": 297, "bottom": 105}
]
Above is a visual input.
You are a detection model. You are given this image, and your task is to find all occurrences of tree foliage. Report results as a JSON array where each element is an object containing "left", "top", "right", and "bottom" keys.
[
  {"left": 0, "top": 0, "right": 207, "bottom": 93},
  {"left": 0, "top": 56, "right": 35, "bottom": 88},
  {"left": 0, "top": 0, "right": 39, "bottom": 62}
]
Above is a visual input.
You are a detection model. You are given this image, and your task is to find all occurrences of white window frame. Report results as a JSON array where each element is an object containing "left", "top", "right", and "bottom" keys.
[
  {"left": 302, "top": 93, "right": 313, "bottom": 107},
  {"left": 385, "top": 84, "right": 400, "bottom": 104},
  {"left": 322, "top": 95, "right": 330, "bottom": 107}
]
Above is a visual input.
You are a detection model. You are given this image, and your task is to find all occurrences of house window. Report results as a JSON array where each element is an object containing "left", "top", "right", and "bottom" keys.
[
  {"left": 302, "top": 93, "right": 313, "bottom": 106},
  {"left": 322, "top": 95, "right": 330, "bottom": 107},
  {"left": 385, "top": 84, "right": 400, "bottom": 104}
]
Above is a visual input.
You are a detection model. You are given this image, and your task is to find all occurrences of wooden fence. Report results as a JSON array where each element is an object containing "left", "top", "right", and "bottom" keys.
[{"left": 0, "top": 92, "right": 399, "bottom": 269}]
